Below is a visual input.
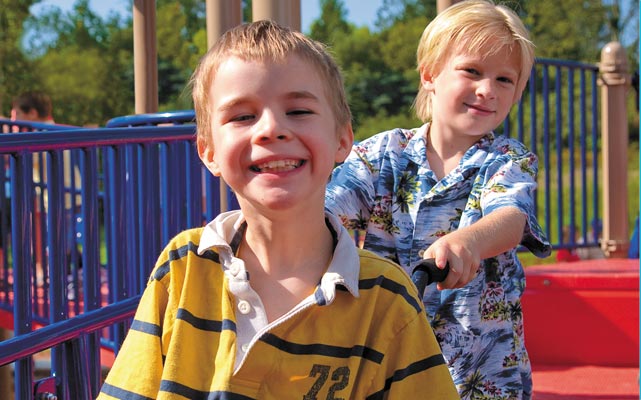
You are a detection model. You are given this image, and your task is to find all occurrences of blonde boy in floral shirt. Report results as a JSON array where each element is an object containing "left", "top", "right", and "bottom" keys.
[{"left": 326, "top": 1, "right": 551, "bottom": 398}]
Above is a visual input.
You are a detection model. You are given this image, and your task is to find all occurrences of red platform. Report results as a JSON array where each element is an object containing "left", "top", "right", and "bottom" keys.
[{"left": 523, "top": 258, "right": 640, "bottom": 398}]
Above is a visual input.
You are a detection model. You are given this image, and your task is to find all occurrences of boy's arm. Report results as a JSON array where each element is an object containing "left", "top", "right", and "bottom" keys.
[{"left": 425, "top": 206, "right": 526, "bottom": 289}]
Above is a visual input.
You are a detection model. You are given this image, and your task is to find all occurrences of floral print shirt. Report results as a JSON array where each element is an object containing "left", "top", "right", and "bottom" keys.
[{"left": 325, "top": 124, "right": 551, "bottom": 400}]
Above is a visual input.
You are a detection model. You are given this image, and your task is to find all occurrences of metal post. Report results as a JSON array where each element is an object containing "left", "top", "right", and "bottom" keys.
[
  {"left": 290, "top": 1, "right": 301, "bottom": 32},
  {"left": 133, "top": 0, "right": 158, "bottom": 114},
  {"left": 206, "top": 0, "right": 242, "bottom": 46},
  {"left": 437, "top": 0, "right": 461, "bottom": 13},
  {"left": 599, "top": 41, "right": 630, "bottom": 257},
  {"left": 0, "top": 329, "right": 13, "bottom": 400},
  {"left": 253, "top": 0, "right": 300, "bottom": 29},
  {"left": 205, "top": 0, "right": 242, "bottom": 213}
]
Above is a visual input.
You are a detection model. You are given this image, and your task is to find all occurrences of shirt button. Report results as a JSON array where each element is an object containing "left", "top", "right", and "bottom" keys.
[
  {"left": 418, "top": 249, "right": 425, "bottom": 257},
  {"left": 238, "top": 300, "right": 251, "bottom": 314},
  {"left": 229, "top": 262, "right": 241, "bottom": 275},
  {"left": 241, "top": 343, "right": 249, "bottom": 353}
]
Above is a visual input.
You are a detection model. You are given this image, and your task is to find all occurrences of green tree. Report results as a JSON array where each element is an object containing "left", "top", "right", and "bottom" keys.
[
  {"left": 308, "top": 0, "right": 352, "bottom": 45},
  {"left": 22, "top": 0, "right": 133, "bottom": 125},
  {"left": 522, "top": 0, "right": 609, "bottom": 62},
  {"left": 0, "top": 0, "right": 41, "bottom": 114},
  {"left": 374, "top": 0, "right": 436, "bottom": 30}
]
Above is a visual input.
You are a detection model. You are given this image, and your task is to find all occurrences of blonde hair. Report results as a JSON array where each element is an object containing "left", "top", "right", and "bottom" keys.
[
  {"left": 414, "top": 0, "right": 535, "bottom": 122},
  {"left": 191, "top": 20, "right": 351, "bottom": 144}
]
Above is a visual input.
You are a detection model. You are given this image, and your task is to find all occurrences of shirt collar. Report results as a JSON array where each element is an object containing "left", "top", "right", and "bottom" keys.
[
  {"left": 197, "top": 210, "right": 361, "bottom": 300},
  {"left": 404, "top": 123, "right": 496, "bottom": 165}
]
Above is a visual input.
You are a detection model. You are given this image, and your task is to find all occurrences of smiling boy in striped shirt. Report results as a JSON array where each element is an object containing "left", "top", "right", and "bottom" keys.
[{"left": 98, "top": 20, "right": 457, "bottom": 400}]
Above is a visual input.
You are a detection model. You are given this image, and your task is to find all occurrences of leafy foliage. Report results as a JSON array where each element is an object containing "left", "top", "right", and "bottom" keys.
[{"left": 1, "top": 0, "right": 637, "bottom": 133}]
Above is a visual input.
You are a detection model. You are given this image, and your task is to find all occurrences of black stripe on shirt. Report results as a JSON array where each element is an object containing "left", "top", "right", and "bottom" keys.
[
  {"left": 130, "top": 319, "right": 162, "bottom": 337},
  {"left": 153, "top": 240, "right": 220, "bottom": 281},
  {"left": 176, "top": 308, "right": 237, "bottom": 333},
  {"left": 365, "top": 354, "right": 447, "bottom": 400},
  {"left": 100, "top": 382, "right": 155, "bottom": 400},
  {"left": 159, "top": 380, "right": 256, "bottom": 400},
  {"left": 260, "top": 333, "right": 384, "bottom": 364},
  {"left": 359, "top": 275, "right": 422, "bottom": 314}
]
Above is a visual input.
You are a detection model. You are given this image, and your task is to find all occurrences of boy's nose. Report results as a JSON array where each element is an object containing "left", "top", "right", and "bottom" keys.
[
  {"left": 254, "top": 112, "right": 291, "bottom": 142},
  {"left": 476, "top": 79, "right": 496, "bottom": 99}
]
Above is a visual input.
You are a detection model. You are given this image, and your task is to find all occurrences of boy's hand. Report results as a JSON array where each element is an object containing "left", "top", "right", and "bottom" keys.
[
  {"left": 422, "top": 207, "right": 526, "bottom": 290},
  {"left": 424, "top": 231, "right": 481, "bottom": 289}
]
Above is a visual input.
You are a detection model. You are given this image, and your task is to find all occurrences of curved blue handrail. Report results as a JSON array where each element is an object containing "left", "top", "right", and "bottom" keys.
[{"left": 105, "top": 110, "right": 196, "bottom": 127}]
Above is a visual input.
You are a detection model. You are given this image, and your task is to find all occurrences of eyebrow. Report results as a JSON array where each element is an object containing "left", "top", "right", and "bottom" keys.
[
  {"left": 284, "top": 90, "right": 319, "bottom": 102},
  {"left": 217, "top": 90, "right": 320, "bottom": 113}
]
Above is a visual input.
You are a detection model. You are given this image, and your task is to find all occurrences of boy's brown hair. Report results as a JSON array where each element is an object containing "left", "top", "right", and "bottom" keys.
[
  {"left": 191, "top": 20, "right": 352, "bottom": 146},
  {"left": 12, "top": 91, "right": 53, "bottom": 120}
]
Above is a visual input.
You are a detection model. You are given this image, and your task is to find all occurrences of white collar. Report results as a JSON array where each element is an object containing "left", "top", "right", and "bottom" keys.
[{"left": 197, "top": 210, "right": 360, "bottom": 300}]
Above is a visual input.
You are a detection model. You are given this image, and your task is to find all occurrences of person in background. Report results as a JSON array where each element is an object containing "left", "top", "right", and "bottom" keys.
[
  {"left": 98, "top": 20, "right": 458, "bottom": 399},
  {"left": 10, "top": 91, "right": 83, "bottom": 298},
  {"left": 326, "top": 1, "right": 551, "bottom": 398},
  {"left": 11, "top": 91, "right": 54, "bottom": 123}
]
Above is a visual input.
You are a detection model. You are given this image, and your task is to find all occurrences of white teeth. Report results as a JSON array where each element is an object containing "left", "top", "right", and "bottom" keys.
[{"left": 254, "top": 159, "right": 302, "bottom": 172}]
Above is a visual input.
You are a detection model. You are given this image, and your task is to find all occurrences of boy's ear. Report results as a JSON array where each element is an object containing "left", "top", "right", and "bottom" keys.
[
  {"left": 335, "top": 123, "right": 354, "bottom": 163},
  {"left": 419, "top": 66, "right": 435, "bottom": 92},
  {"left": 197, "top": 137, "right": 221, "bottom": 177}
]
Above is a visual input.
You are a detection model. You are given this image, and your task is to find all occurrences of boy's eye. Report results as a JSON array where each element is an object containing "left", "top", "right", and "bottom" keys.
[
  {"left": 231, "top": 114, "right": 255, "bottom": 122},
  {"left": 498, "top": 76, "right": 515, "bottom": 84},
  {"left": 463, "top": 68, "right": 480, "bottom": 75},
  {"left": 287, "top": 109, "right": 313, "bottom": 116}
]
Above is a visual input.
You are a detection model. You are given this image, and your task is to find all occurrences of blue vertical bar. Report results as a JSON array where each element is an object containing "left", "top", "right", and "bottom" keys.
[
  {"left": 32, "top": 151, "right": 48, "bottom": 322},
  {"left": 542, "top": 65, "right": 551, "bottom": 241},
  {"left": 45, "top": 150, "right": 68, "bottom": 396},
  {"left": 579, "top": 69, "right": 589, "bottom": 243},
  {"left": 555, "top": 66, "right": 563, "bottom": 243},
  {"left": 567, "top": 68, "right": 576, "bottom": 246},
  {"left": 517, "top": 95, "right": 524, "bottom": 144},
  {"left": 0, "top": 155, "right": 9, "bottom": 302},
  {"left": 11, "top": 152, "right": 34, "bottom": 400},
  {"left": 160, "top": 143, "right": 170, "bottom": 245},
  {"left": 81, "top": 147, "right": 102, "bottom": 394},
  {"left": 529, "top": 67, "right": 538, "bottom": 214}
]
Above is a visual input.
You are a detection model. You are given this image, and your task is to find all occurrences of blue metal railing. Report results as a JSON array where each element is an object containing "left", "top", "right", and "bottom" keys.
[
  {"left": 502, "top": 58, "right": 601, "bottom": 251},
  {"left": 0, "top": 124, "right": 228, "bottom": 398},
  {"left": 0, "top": 57, "right": 611, "bottom": 399}
]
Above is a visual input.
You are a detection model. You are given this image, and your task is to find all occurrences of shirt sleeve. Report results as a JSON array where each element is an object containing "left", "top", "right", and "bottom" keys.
[
  {"left": 325, "top": 140, "right": 379, "bottom": 231},
  {"left": 464, "top": 138, "right": 551, "bottom": 258},
  {"left": 97, "top": 255, "right": 171, "bottom": 399}
]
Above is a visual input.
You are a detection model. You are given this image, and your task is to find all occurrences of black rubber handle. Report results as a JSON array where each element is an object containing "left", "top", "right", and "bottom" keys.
[{"left": 411, "top": 258, "right": 450, "bottom": 298}]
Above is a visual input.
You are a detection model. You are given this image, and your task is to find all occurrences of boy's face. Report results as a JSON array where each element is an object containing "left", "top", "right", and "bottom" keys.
[
  {"left": 198, "top": 54, "right": 353, "bottom": 213},
  {"left": 422, "top": 44, "right": 521, "bottom": 138}
]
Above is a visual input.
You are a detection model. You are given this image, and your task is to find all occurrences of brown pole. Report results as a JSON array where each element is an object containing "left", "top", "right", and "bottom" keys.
[
  {"left": 290, "top": 0, "right": 301, "bottom": 32},
  {"left": 206, "top": 0, "right": 242, "bottom": 45},
  {"left": 206, "top": 0, "right": 242, "bottom": 212},
  {"left": 599, "top": 41, "right": 630, "bottom": 257},
  {"left": 253, "top": 0, "right": 294, "bottom": 27},
  {"left": 437, "top": 0, "right": 461, "bottom": 13},
  {"left": 0, "top": 329, "right": 13, "bottom": 400},
  {"left": 133, "top": 0, "right": 158, "bottom": 114}
]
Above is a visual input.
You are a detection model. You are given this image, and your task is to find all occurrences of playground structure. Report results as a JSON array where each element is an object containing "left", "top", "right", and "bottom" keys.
[{"left": 0, "top": 1, "right": 637, "bottom": 399}]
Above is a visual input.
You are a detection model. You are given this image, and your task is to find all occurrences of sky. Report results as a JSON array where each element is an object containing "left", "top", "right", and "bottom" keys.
[{"left": 30, "top": 0, "right": 385, "bottom": 33}]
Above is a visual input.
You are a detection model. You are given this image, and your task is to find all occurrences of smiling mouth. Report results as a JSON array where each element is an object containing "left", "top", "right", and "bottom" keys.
[
  {"left": 466, "top": 103, "right": 493, "bottom": 113},
  {"left": 250, "top": 159, "right": 305, "bottom": 173}
]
